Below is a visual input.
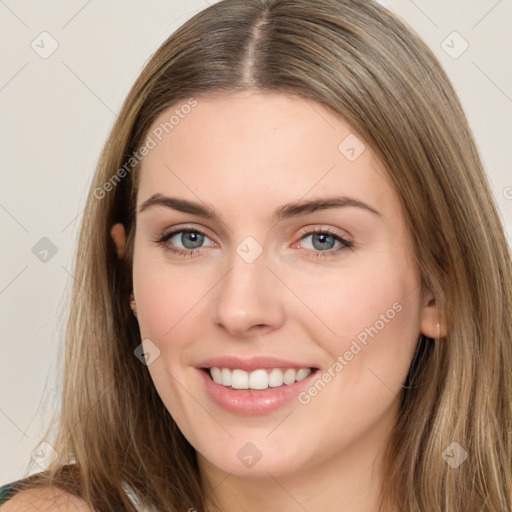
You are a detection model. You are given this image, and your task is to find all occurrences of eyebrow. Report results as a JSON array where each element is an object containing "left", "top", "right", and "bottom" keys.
[{"left": 138, "top": 193, "right": 382, "bottom": 221}]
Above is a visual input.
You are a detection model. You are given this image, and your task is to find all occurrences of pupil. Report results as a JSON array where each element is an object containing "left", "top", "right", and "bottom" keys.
[
  {"left": 183, "top": 231, "right": 203, "bottom": 249},
  {"left": 313, "top": 233, "right": 334, "bottom": 251}
]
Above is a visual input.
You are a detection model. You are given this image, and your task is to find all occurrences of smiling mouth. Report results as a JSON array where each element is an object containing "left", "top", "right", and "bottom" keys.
[{"left": 202, "top": 367, "right": 319, "bottom": 390}]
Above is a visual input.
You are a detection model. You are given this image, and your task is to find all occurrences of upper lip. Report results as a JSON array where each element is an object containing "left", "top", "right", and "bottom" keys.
[{"left": 196, "top": 356, "right": 318, "bottom": 372}]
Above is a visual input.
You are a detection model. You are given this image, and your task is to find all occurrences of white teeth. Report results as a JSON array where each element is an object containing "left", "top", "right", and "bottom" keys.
[
  {"left": 210, "top": 367, "right": 222, "bottom": 384},
  {"left": 231, "top": 369, "right": 249, "bottom": 389},
  {"left": 283, "top": 368, "right": 296, "bottom": 385},
  {"left": 248, "top": 369, "right": 268, "bottom": 390},
  {"left": 221, "top": 367, "right": 232, "bottom": 386},
  {"left": 296, "top": 368, "right": 312, "bottom": 381},
  {"left": 208, "top": 367, "right": 312, "bottom": 390},
  {"left": 268, "top": 368, "right": 284, "bottom": 387}
]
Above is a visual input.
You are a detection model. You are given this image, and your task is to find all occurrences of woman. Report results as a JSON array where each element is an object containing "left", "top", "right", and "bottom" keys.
[{"left": 2, "top": 0, "right": 511, "bottom": 510}]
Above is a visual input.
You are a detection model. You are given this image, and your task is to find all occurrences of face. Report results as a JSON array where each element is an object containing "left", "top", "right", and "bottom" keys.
[{"left": 125, "top": 90, "right": 435, "bottom": 479}]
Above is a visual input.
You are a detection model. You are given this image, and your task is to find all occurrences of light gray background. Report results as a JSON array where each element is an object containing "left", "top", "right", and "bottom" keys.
[{"left": 1, "top": 0, "right": 511, "bottom": 484}]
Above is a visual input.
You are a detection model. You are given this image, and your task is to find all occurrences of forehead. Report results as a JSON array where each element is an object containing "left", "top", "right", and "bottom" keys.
[{"left": 137, "top": 91, "right": 398, "bottom": 222}]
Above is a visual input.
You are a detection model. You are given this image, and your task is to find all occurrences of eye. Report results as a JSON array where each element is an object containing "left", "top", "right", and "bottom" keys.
[
  {"left": 154, "top": 226, "right": 215, "bottom": 257},
  {"left": 296, "top": 228, "right": 353, "bottom": 258},
  {"left": 154, "top": 225, "right": 353, "bottom": 259}
]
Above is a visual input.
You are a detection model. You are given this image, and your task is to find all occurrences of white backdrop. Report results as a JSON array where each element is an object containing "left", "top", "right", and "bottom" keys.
[{"left": 1, "top": 0, "right": 511, "bottom": 484}]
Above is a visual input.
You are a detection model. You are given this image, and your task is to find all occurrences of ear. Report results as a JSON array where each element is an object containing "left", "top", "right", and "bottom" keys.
[
  {"left": 419, "top": 285, "right": 446, "bottom": 339},
  {"left": 110, "top": 223, "right": 127, "bottom": 259}
]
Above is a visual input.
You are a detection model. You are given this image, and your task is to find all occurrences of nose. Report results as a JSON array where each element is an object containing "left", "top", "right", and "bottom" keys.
[{"left": 210, "top": 246, "right": 286, "bottom": 339}]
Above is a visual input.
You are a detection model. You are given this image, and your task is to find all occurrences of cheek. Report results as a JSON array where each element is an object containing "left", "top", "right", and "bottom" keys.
[
  {"left": 299, "top": 259, "right": 418, "bottom": 336},
  {"left": 295, "top": 257, "right": 421, "bottom": 387},
  {"left": 132, "top": 253, "right": 209, "bottom": 424},
  {"left": 133, "top": 253, "right": 210, "bottom": 342},
  {"left": 285, "top": 266, "right": 421, "bottom": 447}
]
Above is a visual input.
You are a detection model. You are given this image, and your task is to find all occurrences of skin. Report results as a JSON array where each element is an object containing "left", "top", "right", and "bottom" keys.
[
  {"left": 111, "top": 90, "right": 443, "bottom": 512},
  {"left": 3, "top": 487, "right": 92, "bottom": 511}
]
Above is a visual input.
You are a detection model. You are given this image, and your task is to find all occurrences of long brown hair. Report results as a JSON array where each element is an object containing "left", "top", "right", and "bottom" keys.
[{"left": 21, "top": 0, "right": 512, "bottom": 510}]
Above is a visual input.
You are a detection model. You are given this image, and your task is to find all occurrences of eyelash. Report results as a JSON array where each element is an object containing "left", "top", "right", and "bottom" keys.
[{"left": 154, "top": 225, "right": 354, "bottom": 259}]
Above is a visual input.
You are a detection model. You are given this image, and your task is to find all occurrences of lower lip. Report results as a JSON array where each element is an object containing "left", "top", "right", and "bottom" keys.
[{"left": 198, "top": 368, "right": 318, "bottom": 415}]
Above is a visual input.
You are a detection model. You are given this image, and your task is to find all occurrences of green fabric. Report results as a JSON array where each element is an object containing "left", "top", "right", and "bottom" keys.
[{"left": 0, "top": 479, "right": 22, "bottom": 505}]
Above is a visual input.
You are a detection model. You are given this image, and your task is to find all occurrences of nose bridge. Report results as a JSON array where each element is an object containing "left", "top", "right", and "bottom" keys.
[{"left": 211, "top": 239, "right": 285, "bottom": 336}]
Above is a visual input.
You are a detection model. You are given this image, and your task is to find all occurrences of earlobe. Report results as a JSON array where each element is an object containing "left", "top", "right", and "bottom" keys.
[
  {"left": 110, "top": 223, "right": 127, "bottom": 259},
  {"left": 419, "top": 287, "right": 446, "bottom": 339}
]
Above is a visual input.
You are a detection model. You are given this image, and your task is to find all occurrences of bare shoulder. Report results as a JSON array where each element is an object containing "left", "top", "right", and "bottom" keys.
[{"left": 1, "top": 486, "right": 93, "bottom": 511}]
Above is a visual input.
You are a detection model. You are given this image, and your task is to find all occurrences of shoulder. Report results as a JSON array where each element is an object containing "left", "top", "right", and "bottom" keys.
[{"left": 1, "top": 486, "right": 93, "bottom": 511}]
